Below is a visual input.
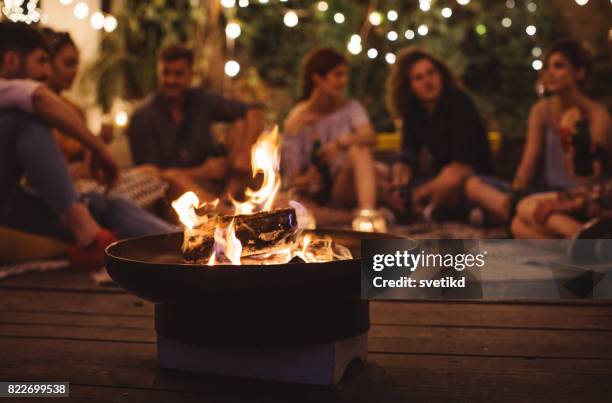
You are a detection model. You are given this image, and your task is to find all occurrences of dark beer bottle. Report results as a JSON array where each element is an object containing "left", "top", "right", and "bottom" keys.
[
  {"left": 572, "top": 119, "right": 593, "bottom": 177},
  {"left": 310, "top": 139, "right": 332, "bottom": 203}
]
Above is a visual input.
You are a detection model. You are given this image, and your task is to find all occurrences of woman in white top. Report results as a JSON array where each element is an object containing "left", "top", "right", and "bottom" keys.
[{"left": 282, "top": 48, "right": 382, "bottom": 228}]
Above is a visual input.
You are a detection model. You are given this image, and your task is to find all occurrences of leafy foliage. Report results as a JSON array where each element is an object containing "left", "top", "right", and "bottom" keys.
[{"left": 92, "top": 0, "right": 590, "bottom": 139}]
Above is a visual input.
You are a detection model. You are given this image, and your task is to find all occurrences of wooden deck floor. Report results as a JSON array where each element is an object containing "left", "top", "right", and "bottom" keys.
[{"left": 0, "top": 269, "right": 611, "bottom": 402}]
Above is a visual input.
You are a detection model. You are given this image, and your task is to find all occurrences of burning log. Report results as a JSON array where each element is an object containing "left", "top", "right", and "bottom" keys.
[{"left": 183, "top": 208, "right": 298, "bottom": 263}]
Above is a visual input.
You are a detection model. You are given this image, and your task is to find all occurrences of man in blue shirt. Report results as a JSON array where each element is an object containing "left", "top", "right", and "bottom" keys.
[{"left": 128, "top": 44, "right": 265, "bottom": 201}]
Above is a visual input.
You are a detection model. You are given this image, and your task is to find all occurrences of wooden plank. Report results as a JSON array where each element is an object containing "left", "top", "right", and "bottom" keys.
[
  {"left": 371, "top": 301, "right": 612, "bottom": 331},
  {"left": 0, "top": 323, "right": 155, "bottom": 343},
  {"left": 2, "top": 290, "right": 612, "bottom": 332},
  {"left": 0, "top": 337, "right": 397, "bottom": 402},
  {"left": 0, "top": 290, "right": 153, "bottom": 316},
  {"left": 56, "top": 384, "right": 230, "bottom": 403},
  {"left": 0, "top": 337, "right": 610, "bottom": 403},
  {"left": 2, "top": 311, "right": 152, "bottom": 329},
  {"left": 1, "top": 318, "right": 612, "bottom": 360},
  {"left": 368, "top": 325, "right": 612, "bottom": 359},
  {"left": 370, "top": 354, "right": 612, "bottom": 403},
  {"left": 0, "top": 269, "right": 124, "bottom": 293}
]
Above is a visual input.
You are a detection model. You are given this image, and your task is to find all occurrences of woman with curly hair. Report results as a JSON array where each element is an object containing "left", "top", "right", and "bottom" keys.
[{"left": 387, "top": 47, "right": 494, "bottom": 220}]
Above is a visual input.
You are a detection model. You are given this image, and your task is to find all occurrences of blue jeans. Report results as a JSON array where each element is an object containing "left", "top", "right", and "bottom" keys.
[{"left": 0, "top": 109, "right": 175, "bottom": 241}]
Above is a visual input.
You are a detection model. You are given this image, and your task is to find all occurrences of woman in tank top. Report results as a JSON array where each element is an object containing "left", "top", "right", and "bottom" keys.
[
  {"left": 465, "top": 40, "right": 610, "bottom": 237},
  {"left": 513, "top": 41, "right": 609, "bottom": 237}
]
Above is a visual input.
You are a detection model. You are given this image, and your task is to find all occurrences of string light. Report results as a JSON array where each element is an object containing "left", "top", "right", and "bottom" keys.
[
  {"left": 505, "top": 0, "right": 515, "bottom": 9},
  {"left": 417, "top": 24, "right": 428, "bottom": 36},
  {"left": 387, "top": 30, "right": 398, "bottom": 41},
  {"left": 220, "top": 0, "right": 236, "bottom": 8},
  {"left": 532, "top": 47, "right": 542, "bottom": 57},
  {"left": 90, "top": 11, "right": 105, "bottom": 30},
  {"left": 46, "top": 0, "right": 118, "bottom": 33},
  {"left": 114, "top": 110, "right": 128, "bottom": 127},
  {"left": 532, "top": 60, "right": 543, "bottom": 71},
  {"left": 367, "top": 48, "right": 378, "bottom": 59},
  {"left": 73, "top": 2, "right": 89, "bottom": 20},
  {"left": 2, "top": 0, "right": 41, "bottom": 23},
  {"left": 238, "top": 0, "right": 249, "bottom": 7},
  {"left": 317, "top": 1, "right": 328, "bottom": 12},
  {"left": 387, "top": 10, "right": 398, "bottom": 21},
  {"left": 526, "top": 25, "right": 536, "bottom": 36},
  {"left": 385, "top": 53, "right": 396, "bottom": 64},
  {"left": 527, "top": 2, "right": 537, "bottom": 12},
  {"left": 501, "top": 17, "right": 512, "bottom": 28},
  {"left": 103, "top": 15, "right": 118, "bottom": 32},
  {"left": 226, "top": 21, "right": 241, "bottom": 39},
  {"left": 368, "top": 12, "right": 382, "bottom": 26},
  {"left": 405, "top": 29, "right": 415, "bottom": 40},
  {"left": 347, "top": 35, "right": 362, "bottom": 55},
  {"left": 283, "top": 11, "right": 299, "bottom": 27},
  {"left": 333, "top": 12, "right": 345, "bottom": 24},
  {"left": 441, "top": 7, "right": 452, "bottom": 18},
  {"left": 574, "top": 0, "right": 588, "bottom": 5},
  {"left": 457, "top": 0, "right": 470, "bottom": 5},
  {"left": 420, "top": 1, "right": 431, "bottom": 12},
  {"left": 225, "top": 60, "right": 240, "bottom": 77},
  {"left": 259, "top": 0, "right": 269, "bottom": 4},
  {"left": 347, "top": 42, "right": 362, "bottom": 55},
  {"left": 476, "top": 24, "right": 487, "bottom": 35}
]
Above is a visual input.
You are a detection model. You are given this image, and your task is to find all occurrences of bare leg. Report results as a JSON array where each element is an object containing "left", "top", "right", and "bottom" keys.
[
  {"left": 544, "top": 214, "right": 583, "bottom": 237},
  {"left": 465, "top": 176, "right": 511, "bottom": 220},
  {"left": 330, "top": 159, "right": 356, "bottom": 207},
  {"left": 515, "top": 193, "right": 581, "bottom": 238},
  {"left": 61, "top": 204, "right": 103, "bottom": 246},
  {"left": 510, "top": 216, "right": 551, "bottom": 238},
  {"left": 331, "top": 145, "right": 376, "bottom": 210}
]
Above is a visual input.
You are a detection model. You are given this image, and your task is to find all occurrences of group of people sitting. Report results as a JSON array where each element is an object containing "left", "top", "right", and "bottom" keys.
[
  {"left": 282, "top": 42, "right": 611, "bottom": 240},
  {"left": 1, "top": 21, "right": 611, "bottom": 279}
]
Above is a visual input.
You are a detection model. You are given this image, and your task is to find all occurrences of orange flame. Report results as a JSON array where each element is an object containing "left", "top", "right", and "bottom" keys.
[
  {"left": 212, "top": 219, "right": 242, "bottom": 265},
  {"left": 171, "top": 191, "right": 219, "bottom": 229},
  {"left": 171, "top": 125, "right": 352, "bottom": 265},
  {"left": 171, "top": 191, "right": 201, "bottom": 229},
  {"left": 225, "top": 220, "right": 242, "bottom": 265},
  {"left": 233, "top": 126, "right": 281, "bottom": 214}
]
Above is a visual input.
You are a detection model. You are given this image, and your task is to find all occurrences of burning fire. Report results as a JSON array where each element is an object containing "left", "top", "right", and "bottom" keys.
[
  {"left": 235, "top": 126, "right": 282, "bottom": 214},
  {"left": 172, "top": 125, "right": 351, "bottom": 265}
]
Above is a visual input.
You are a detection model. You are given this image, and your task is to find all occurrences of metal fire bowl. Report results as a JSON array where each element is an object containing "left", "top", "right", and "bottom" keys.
[{"left": 105, "top": 229, "right": 400, "bottom": 305}]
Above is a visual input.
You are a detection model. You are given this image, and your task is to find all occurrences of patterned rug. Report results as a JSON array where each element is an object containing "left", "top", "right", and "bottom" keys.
[
  {"left": 391, "top": 221, "right": 509, "bottom": 239},
  {"left": 0, "top": 258, "right": 69, "bottom": 280}
]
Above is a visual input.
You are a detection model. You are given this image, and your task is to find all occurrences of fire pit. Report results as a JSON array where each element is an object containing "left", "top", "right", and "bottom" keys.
[
  {"left": 104, "top": 126, "right": 400, "bottom": 385},
  {"left": 105, "top": 229, "right": 396, "bottom": 385}
]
